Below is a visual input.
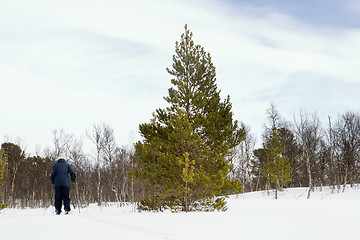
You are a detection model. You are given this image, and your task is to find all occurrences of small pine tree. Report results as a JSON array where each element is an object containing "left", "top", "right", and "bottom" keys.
[
  {"left": 0, "top": 149, "right": 7, "bottom": 211},
  {"left": 263, "top": 127, "right": 292, "bottom": 199}
]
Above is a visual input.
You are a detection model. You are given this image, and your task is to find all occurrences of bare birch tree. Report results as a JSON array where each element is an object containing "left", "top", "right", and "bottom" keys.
[
  {"left": 294, "top": 109, "right": 323, "bottom": 199},
  {"left": 87, "top": 123, "right": 105, "bottom": 206},
  {"left": 332, "top": 112, "right": 360, "bottom": 192},
  {"left": 231, "top": 123, "right": 256, "bottom": 192}
]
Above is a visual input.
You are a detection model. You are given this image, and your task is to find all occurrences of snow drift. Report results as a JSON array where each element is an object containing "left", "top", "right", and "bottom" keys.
[{"left": 1, "top": 186, "right": 360, "bottom": 240}]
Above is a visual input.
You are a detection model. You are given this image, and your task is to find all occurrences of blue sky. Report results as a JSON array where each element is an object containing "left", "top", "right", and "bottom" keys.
[
  {"left": 228, "top": 0, "right": 360, "bottom": 27},
  {"left": 1, "top": 0, "right": 360, "bottom": 154}
]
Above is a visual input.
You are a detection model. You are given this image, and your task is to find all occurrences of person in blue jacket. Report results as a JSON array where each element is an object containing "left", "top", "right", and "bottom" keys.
[{"left": 50, "top": 153, "right": 76, "bottom": 215}]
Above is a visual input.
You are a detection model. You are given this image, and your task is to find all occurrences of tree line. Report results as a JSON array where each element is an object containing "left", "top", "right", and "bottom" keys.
[
  {"left": 0, "top": 125, "right": 138, "bottom": 209},
  {"left": 1, "top": 107, "right": 359, "bottom": 208},
  {"left": 231, "top": 104, "right": 360, "bottom": 199}
]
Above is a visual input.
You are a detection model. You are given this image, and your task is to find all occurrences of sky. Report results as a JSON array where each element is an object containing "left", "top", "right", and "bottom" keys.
[{"left": 1, "top": 0, "right": 360, "bottom": 154}]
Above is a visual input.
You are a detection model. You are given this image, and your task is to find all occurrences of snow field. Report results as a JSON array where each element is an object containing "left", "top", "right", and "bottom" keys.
[{"left": 1, "top": 186, "right": 360, "bottom": 240}]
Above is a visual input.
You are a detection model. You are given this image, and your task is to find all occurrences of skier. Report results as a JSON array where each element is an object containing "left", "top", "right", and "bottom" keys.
[{"left": 50, "top": 153, "right": 76, "bottom": 215}]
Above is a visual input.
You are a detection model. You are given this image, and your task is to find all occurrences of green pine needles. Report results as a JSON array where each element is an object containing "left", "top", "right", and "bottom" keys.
[
  {"left": 263, "top": 127, "right": 292, "bottom": 199},
  {"left": 0, "top": 149, "right": 7, "bottom": 211},
  {"left": 131, "top": 25, "right": 245, "bottom": 212}
]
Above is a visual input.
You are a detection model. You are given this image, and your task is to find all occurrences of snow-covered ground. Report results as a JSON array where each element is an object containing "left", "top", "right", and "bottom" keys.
[{"left": 1, "top": 186, "right": 360, "bottom": 240}]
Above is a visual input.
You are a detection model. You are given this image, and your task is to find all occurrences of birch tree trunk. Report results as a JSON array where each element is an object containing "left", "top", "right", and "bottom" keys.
[
  {"left": 305, "top": 154, "right": 313, "bottom": 199},
  {"left": 342, "top": 165, "right": 348, "bottom": 193}
]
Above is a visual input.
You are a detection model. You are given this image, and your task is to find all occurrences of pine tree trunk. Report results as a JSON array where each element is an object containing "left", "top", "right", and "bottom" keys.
[
  {"left": 184, "top": 180, "right": 188, "bottom": 212},
  {"left": 275, "top": 179, "right": 279, "bottom": 199}
]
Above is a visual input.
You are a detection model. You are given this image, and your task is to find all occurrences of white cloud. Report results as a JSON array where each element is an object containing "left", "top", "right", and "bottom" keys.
[
  {"left": 346, "top": 0, "right": 360, "bottom": 13},
  {"left": 1, "top": 0, "right": 360, "bottom": 152}
]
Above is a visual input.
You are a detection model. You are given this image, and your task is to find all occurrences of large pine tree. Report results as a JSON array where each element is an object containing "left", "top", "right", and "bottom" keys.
[{"left": 132, "top": 25, "right": 245, "bottom": 211}]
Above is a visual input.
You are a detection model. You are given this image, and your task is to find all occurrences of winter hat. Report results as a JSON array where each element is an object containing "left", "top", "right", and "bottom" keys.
[{"left": 57, "top": 153, "right": 67, "bottom": 160}]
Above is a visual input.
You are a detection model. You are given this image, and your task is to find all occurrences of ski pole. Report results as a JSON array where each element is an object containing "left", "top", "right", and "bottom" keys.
[{"left": 75, "top": 182, "right": 80, "bottom": 213}]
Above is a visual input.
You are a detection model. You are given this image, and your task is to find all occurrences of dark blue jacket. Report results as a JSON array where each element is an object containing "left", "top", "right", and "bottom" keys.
[{"left": 50, "top": 159, "right": 76, "bottom": 188}]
